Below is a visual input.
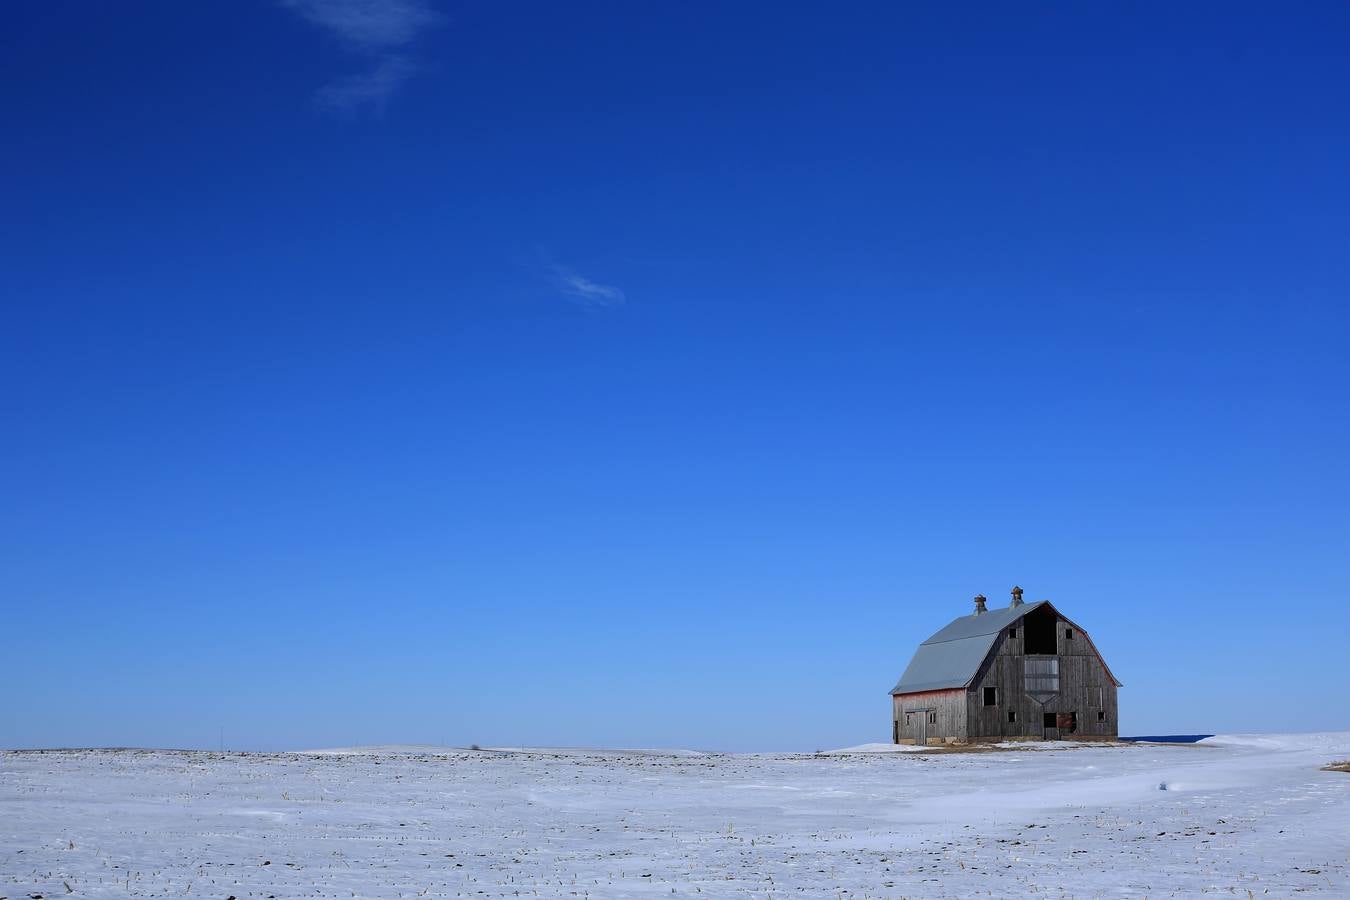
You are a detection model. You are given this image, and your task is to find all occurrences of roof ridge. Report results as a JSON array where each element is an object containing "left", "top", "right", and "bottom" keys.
[{"left": 921, "top": 634, "right": 998, "bottom": 646}]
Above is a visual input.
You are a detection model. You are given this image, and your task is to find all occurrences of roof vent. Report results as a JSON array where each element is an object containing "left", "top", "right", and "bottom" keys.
[
  {"left": 973, "top": 594, "right": 987, "bottom": 616},
  {"left": 1010, "top": 586, "right": 1024, "bottom": 607}
]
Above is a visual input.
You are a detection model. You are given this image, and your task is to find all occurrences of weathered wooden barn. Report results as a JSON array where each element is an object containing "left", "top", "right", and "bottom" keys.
[{"left": 890, "top": 587, "right": 1121, "bottom": 744}]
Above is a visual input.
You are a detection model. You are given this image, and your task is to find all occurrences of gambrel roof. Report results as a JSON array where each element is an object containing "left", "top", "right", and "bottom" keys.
[{"left": 889, "top": 600, "right": 1121, "bottom": 695}]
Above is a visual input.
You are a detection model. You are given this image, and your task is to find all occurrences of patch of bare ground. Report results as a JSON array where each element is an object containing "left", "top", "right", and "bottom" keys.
[
  {"left": 932, "top": 741, "right": 1138, "bottom": 755},
  {"left": 1322, "top": 760, "right": 1350, "bottom": 773},
  {"left": 818, "top": 741, "right": 1138, "bottom": 757}
]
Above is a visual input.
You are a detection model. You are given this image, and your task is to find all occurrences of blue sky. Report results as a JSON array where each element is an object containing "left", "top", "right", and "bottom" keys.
[{"left": 3, "top": 2, "right": 1348, "bottom": 751}]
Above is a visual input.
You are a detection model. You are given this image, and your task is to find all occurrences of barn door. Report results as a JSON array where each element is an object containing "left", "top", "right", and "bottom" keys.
[
  {"left": 1042, "top": 711, "right": 1058, "bottom": 739},
  {"left": 913, "top": 710, "right": 929, "bottom": 745}
]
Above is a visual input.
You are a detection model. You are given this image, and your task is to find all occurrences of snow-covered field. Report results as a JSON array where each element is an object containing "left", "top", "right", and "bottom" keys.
[{"left": 3, "top": 733, "right": 1348, "bottom": 898}]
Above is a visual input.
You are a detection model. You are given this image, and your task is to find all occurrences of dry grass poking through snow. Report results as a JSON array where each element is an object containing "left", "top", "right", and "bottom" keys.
[{"left": 1324, "top": 760, "right": 1350, "bottom": 773}]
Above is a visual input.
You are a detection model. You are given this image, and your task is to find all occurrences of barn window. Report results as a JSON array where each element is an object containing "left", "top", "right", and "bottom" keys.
[
  {"left": 1098, "top": 710, "right": 1106, "bottom": 722},
  {"left": 1009, "top": 626, "right": 1017, "bottom": 639},
  {"left": 983, "top": 687, "right": 997, "bottom": 706},
  {"left": 1024, "top": 657, "right": 1060, "bottom": 693},
  {"left": 928, "top": 712, "right": 937, "bottom": 724},
  {"left": 1065, "top": 627, "right": 1074, "bottom": 640},
  {"left": 1007, "top": 710, "right": 1017, "bottom": 723}
]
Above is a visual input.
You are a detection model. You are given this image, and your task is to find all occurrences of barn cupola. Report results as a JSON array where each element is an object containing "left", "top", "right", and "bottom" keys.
[
  {"left": 1010, "top": 586, "right": 1024, "bottom": 607},
  {"left": 973, "top": 594, "right": 988, "bottom": 615}
]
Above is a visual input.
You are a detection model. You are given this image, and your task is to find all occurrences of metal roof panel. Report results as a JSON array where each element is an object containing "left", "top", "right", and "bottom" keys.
[
  {"left": 888, "top": 633, "right": 1000, "bottom": 694},
  {"left": 919, "top": 600, "right": 1046, "bottom": 645}
]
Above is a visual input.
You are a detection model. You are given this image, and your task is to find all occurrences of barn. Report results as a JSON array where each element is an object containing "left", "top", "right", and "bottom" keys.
[{"left": 890, "top": 587, "right": 1121, "bottom": 744}]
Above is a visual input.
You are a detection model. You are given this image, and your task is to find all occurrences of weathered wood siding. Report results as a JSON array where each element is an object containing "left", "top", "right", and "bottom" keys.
[
  {"left": 892, "top": 689, "right": 967, "bottom": 744},
  {"left": 965, "top": 615, "right": 1118, "bottom": 741}
]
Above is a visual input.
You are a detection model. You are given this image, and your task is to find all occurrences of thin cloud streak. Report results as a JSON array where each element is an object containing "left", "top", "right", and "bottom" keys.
[
  {"left": 315, "top": 56, "right": 415, "bottom": 114},
  {"left": 554, "top": 267, "right": 626, "bottom": 309},
  {"left": 283, "top": 0, "right": 440, "bottom": 49},
  {"left": 282, "top": 0, "right": 441, "bottom": 115}
]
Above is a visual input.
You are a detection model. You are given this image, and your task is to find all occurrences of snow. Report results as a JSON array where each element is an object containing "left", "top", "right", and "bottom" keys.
[
  {"left": 480, "top": 747, "right": 711, "bottom": 758},
  {"left": 3, "top": 732, "right": 1348, "bottom": 897},
  {"left": 1200, "top": 731, "right": 1350, "bottom": 753},
  {"left": 303, "top": 746, "right": 711, "bottom": 758}
]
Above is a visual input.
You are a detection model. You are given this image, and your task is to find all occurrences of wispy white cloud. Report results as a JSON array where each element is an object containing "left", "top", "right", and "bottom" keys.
[
  {"left": 283, "top": 0, "right": 440, "bottom": 49},
  {"left": 282, "top": 0, "right": 441, "bottom": 114},
  {"left": 314, "top": 57, "right": 415, "bottom": 114},
  {"left": 553, "top": 267, "right": 626, "bottom": 309}
]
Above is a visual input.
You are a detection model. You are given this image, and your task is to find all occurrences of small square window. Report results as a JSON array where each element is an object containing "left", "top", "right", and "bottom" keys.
[
  {"left": 1009, "top": 626, "right": 1017, "bottom": 639},
  {"left": 1065, "top": 628, "right": 1074, "bottom": 639},
  {"left": 1097, "top": 710, "right": 1106, "bottom": 722},
  {"left": 1008, "top": 710, "right": 1017, "bottom": 723},
  {"left": 983, "top": 687, "right": 997, "bottom": 706}
]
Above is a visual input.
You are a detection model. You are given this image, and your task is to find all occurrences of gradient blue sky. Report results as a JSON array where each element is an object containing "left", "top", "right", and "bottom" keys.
[{"left": 3, "top": 2, "right": 1348, "bottom": 751}]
